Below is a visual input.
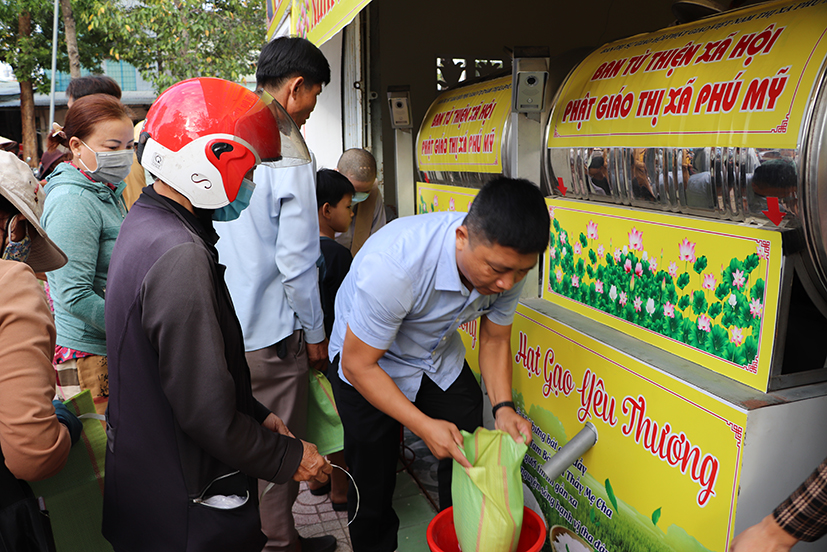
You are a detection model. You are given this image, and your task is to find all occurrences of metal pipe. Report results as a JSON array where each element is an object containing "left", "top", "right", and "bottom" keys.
[{"left": 540, "top": 422, "right": 598, "bottom": 481}]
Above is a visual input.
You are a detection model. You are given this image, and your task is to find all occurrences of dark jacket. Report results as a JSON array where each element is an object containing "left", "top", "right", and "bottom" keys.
[{"left": 103, "top": 187, "right": 303, "bottom": 552}]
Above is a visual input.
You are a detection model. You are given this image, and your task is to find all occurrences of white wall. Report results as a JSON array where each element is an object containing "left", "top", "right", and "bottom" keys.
[{"left": 304, "top": 31, "right": 344, "bottom": 171}]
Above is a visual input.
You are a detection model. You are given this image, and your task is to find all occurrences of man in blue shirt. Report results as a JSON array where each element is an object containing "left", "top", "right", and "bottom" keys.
[
  {"left": 215, "top": 38, "right": 336, "bottom": 552},
  {"left": 328, "top": 177, "right": 550, "bottom": 552}
]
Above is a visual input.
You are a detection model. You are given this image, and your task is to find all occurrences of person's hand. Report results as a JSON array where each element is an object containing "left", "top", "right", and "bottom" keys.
[
  {"left": 495, "top": 407, "right": 532, "bottom": 446},
  {"left": 262, "top": 412, "right": 293, "bottom": 437},
  {"left": 52, "top": 400, "right": 82, "bottom": 445},
  {"left": 292, "top": 440, "right": 333, "bottom": 483},
  {"left": 729, "top": 514, "right": 798, "bottom": 552},
  {"left": 416, "top": 418, "right": 472, "bottom": 469},
  {"left": 306, "top": 339, "right": 329, "bottom": 372}
]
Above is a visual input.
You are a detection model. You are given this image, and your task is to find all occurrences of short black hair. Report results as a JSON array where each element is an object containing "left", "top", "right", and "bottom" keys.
[
  {"left": 588, "top": 156, "right": 604, "bottom": 170},
  {"left": 65, "top": 75, "right": 122, "bottom": 101},
  {"left": 464, "top": 177, "right": 550, "bottom": 254},
  {"left": 753, "top": 160, "right": 797, "bottom": 191},
  {"left": 257, "top": 37, "right": 331, "bottom": 91},
  {"left": 316, "top": 169, "right": 355, "bottom": 210}
]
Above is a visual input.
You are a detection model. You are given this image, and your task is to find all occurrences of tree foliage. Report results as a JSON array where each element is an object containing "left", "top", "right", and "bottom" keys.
[
  {"left": 85, "top": 0, "right": 266, "bottom": 93},
  {"left": 0, "top": 0, "right": 114, "bottom": 92}
]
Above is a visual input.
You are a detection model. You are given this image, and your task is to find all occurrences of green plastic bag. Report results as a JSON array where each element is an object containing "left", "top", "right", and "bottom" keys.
[
  {"left": 306, "top": 369, "right": 344, "bottom": 456},
  {"left": 452, "top": 428, "right": 529, "bottom": 552},
  {"left": 28, "top": 390, "right": 113, "bottom": 552}
]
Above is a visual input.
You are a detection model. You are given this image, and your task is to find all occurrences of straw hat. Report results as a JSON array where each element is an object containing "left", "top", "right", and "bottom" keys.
[{"left": 0, "top": 151, "right": 67, "bottom": 272}]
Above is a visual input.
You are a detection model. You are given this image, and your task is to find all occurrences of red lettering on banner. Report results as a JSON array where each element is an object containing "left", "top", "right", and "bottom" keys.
[
  {"left": 482, "top": 130, "right": 496, "bottom": 153},
  {"left": 693, "top": 72, "right": 744, "bottom": 114},
  {"left": 591, "top": 58, "right": 627, "bottom": 81},
  {"left": 695, "top": 33, "right": 737, "bottom": 64},
  {"left": 740, "top": 66, "right": 790, "bottom": 112},
  {"left": 621, "top": 395, "right": 720, "bottom": 507},
  {"left": 664, "top": 78, "right": 696, "bottom": 117},
  {"left": 311, "top": 0, "right": 334, "bottom": 27},
  {"left": 576, "top": 369, "right": 618, "bottom": 426},
  {"left": 515, "top": 331, "right": 542, "bottom": 379},
  {"left": 458, "top": 319, "right": 477, "bottom": 349},
  {"left": 622, "top": 50, "right": 651, "bottom": 76},
  {"left": 728, "top": 24, "right": 785, "bottom": 67},
  {"left": 541, "top": 348, "right": 574, "bottom": 398},
  {"left": 635, "top": 88, "right": 666, "bottom": 126}
]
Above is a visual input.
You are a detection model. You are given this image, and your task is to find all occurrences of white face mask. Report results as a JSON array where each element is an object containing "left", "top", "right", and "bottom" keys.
[{"left": 79, "top": 140, "right": 134, "bottom": 184}]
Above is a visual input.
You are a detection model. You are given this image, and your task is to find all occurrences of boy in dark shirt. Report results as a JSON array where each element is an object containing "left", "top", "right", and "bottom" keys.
[
  {"left": 314, "top": 168, "right": 355, "bottom": 509},
  {"left": 317, "top": 169, "right": 355, "bottom": 337}
]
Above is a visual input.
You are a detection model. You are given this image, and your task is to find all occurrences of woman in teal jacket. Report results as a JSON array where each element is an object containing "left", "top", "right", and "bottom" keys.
[{"left": 42, "top": 93, "right": 135, "bottom": 414}]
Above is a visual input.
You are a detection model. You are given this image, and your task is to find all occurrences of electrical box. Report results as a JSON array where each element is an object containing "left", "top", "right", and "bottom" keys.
[{"left": 388, "top": 87, "right": 413, "bottom": 129}]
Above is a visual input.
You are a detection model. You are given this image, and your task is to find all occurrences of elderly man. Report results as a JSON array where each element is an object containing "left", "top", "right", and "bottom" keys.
[{"left": 334, "top": 148, "right": 386, "bottom": 255}]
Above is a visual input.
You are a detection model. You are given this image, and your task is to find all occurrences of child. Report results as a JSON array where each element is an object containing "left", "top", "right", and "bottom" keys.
[
  {"left": 316, "top": 169, "right": 355, "bottom": 337},
  {"left": 313, "top": 168, "right": 355, "bottom": 510}
]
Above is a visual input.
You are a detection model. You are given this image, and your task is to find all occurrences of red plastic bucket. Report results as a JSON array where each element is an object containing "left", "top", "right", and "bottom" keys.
[{"left": 426, "top": 506, "right": 547, "bottom": 552}]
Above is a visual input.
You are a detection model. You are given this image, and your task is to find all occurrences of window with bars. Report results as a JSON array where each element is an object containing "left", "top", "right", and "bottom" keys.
[{"left": 436, "top": 57, "right": 508, "bottom": 90}]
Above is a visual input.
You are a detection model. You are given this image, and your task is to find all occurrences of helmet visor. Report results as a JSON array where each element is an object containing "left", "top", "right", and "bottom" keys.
[{"left": 258, "top": 91, "right": 312, "bottom": 168}]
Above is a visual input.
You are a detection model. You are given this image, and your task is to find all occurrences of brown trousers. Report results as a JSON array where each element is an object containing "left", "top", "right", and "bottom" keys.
[{"left": 248, "top": 330, "right": 309, "bottom": 552}]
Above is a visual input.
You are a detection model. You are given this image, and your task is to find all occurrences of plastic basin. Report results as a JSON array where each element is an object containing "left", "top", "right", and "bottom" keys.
[{"left": 426, "top": 505, "right": 547, "bottom": 552}]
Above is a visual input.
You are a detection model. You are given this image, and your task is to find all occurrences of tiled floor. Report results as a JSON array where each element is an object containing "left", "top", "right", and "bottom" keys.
[{"left": 295, "top": 436, "right": 440, "bottom": 552}]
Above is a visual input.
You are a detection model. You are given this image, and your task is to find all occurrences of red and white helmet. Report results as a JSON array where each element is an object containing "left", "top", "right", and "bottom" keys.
[{"left": 139, "top": 77, "right": 310, "bottom": 209}]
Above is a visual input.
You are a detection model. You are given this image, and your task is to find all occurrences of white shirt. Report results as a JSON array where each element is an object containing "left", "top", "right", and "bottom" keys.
[{"left": 215, "top": 157, "right": 325, "bottom": 351}]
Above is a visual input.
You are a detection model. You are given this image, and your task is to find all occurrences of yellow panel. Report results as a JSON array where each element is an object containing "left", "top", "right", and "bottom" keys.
[
  {"left": 548, "top": 0, "right": 827, "bottom": 149},
  {"left": 513, "top": 303, "right": 746, "bottom": 552},
  {"left": 418, "top": 76, "right": 512, "bottom": 174},
  {"left": 288, "top": 0, "right": 372, "bottom": 45},
  {"left": 265, "top": 0, "right": 291, "bottom": 41},
  {"left": 542, "top": 198, "right": 782, "bottom": 392}
]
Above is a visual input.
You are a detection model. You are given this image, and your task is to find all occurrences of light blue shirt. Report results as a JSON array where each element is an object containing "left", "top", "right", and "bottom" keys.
[
  {"left": 329, "top": 211, "right": 525, "bottom": 400},
  {"left": 215, "top": 157, "right": 326, "bottom": 351}
]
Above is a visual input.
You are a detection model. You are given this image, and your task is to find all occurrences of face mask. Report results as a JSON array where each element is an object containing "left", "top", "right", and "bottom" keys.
[
  {"left": 2, "top": 215, "right": 32, "bottom": 263},
  {"left": 79, "top": 140, "right": 134, "bottom": 184},
  {"left": 213, "top": 178, "right": 256, "bottom": 222}
]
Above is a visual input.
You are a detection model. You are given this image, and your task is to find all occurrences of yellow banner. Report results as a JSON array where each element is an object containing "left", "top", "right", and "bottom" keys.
[
  {"left": 416, "top": 182, "right": 478, "bottom": 216},
  {"left": 543, "top": 199, "right": 782, "bottom": 392},
  {"left": 548, "top": 0, "right": 827, "bottom": 149},
  {"left": 289, "top": 0, "right": 370, "bottom": 45},
  {"left": 417, "top": 183, "right": 482, "bottom": 367},
  {"left": 418, "top": 76, "right": 512, "bottom": 174},
  {"left": 265, "top": 0, "right": 291, "bottom": 41},
  {"left": 514, "top": 304, "right": 746, "bottom": 552}
]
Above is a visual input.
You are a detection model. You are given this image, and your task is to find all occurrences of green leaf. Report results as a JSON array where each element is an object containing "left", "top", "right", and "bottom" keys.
[
  {"left": 579, "top": 233, "right": 588, "bottom": 247},
  {"left": 605, "top": 478, "right": 619, "bottom": 514},
  {"left": 743, "top": 335, "right": 758, "bottom": 363},
  {"left": 678, "top": 294, "right": 691, "bottom": 310},
  {"left": 751, "top": 279, "right": 766, "bottom": 300},
  {"left": 651, "top": 507, "right": 662, "bottom": 526},
  {"left": 693, "top": 256, "right": 708, "bottom": 274},
  {"left": 677, "top": 273, "right": 690, "bottom": 289},
  {"left": 708, "top": 302, "right": 722, "bottom": 319},
  {"left": 709, "top": 325, "right": 729, "bottom": 352},
  {"left": 692, "top": 291, "right": 708, "bottom": 315}
]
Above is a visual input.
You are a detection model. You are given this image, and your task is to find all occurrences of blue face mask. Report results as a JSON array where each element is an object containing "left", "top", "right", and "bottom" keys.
[{"left": 213, "top": 178, "right": 256, "bottom": 222}]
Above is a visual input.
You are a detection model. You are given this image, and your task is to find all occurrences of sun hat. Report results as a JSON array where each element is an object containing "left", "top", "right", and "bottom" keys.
[{"left": 0, "top": 151, "right": 67, "bottom": 272}]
